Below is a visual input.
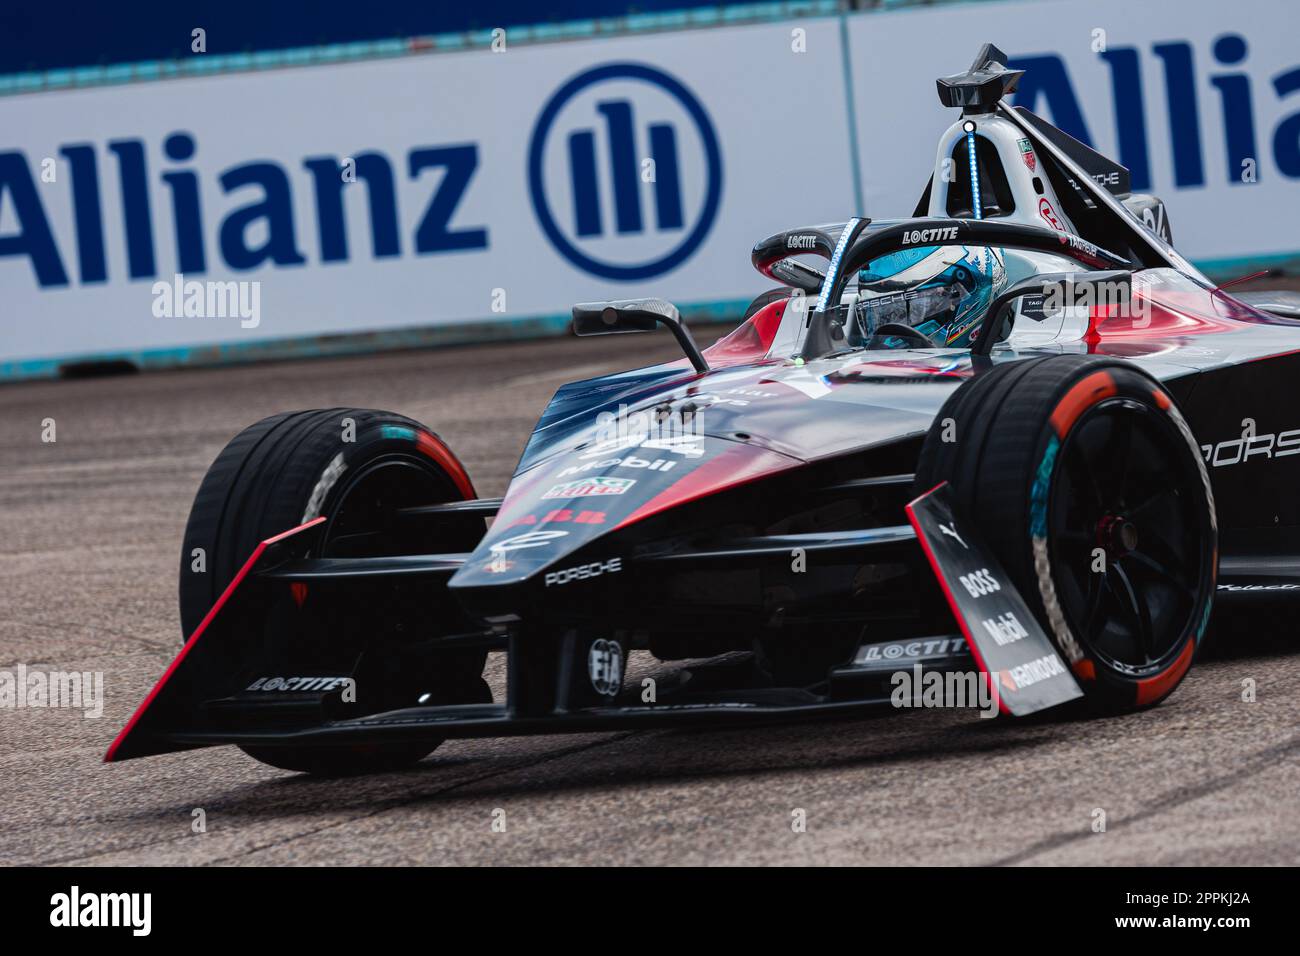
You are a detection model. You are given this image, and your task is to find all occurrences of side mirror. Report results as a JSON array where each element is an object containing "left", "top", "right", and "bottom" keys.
[
  {"left": 572, "top": 298, "right": 709, "bottom": 373},
  {"left": 972, "top": 270, "right": 1133, "bottom": 354}
]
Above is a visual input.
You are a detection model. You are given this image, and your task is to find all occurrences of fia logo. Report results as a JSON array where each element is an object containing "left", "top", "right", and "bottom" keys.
[{"left": 528, "top": 63, "right": 722, "bottom": 281}]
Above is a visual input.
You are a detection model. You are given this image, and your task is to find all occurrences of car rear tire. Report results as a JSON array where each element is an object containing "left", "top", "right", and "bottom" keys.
[
  {"left": 915, "top": 356, "right": 1216, "bottom": 713},
  {"left": 179, "top": 408, "right": 490, "bottom": 775}
]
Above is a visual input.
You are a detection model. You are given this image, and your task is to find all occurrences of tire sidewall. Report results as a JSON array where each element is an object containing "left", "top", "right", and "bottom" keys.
[
  {"left": 916, "top": 356, "right": 1217, "bottom": 712},
  {"left": 180, "top": 410, "right": 473, "bottom": 640},
  {"left": 1023, "top": 363, "right": 1216, "bottom": 709}
]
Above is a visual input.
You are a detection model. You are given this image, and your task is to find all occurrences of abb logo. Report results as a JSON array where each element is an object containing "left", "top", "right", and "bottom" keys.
[{"left": 506, "top": 508, "right": 606, "bottom": 529}]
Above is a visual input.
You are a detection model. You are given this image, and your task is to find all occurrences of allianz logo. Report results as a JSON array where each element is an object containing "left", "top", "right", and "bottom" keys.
[
  {"left": 4, "top": 35, "right": 1294, "bottom": 291},
  {"left": 1012, "top": 34, "right": 1300, "bottom": 191},
  {"left": 0, "top": 132, "right": 486, "bottom": 288}
]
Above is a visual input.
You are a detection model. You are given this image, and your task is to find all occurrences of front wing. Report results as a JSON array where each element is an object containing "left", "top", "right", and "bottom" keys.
[{"left": 107, "top": 489, "right": 1077, "bottom": 762}]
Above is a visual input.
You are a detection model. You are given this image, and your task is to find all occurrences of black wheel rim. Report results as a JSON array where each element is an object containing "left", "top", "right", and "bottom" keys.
[
  {"left": 1048, "top": 398, "right": 1207, "bottom": 676},
  {"left": 312, "top": 452, "right": 480, "bottom": 711},
  {"left": 320, "top": 454, "right": 463, "bottom": 558}
]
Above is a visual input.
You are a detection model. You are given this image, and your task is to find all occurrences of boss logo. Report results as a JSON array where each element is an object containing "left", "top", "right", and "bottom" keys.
[{"left": 959, "top": 568, "right": 1001, "bottom": 598}]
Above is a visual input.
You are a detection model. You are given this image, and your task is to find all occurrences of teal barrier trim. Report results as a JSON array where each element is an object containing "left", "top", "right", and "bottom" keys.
[
  {"left": 0, "top": 1, "right": 850, "bottom": 97},
  {"left": 1191, "top": 250, "right": 1300, "bottom": 282}
]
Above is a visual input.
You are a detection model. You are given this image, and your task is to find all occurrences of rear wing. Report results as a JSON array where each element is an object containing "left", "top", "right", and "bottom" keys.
[{"left": 996, "top": 102, "right": 1204, "bottom": 280}]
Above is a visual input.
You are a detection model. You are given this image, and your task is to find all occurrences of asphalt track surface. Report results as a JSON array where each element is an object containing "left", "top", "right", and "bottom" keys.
[{"left": 2, "top": 331, "right": 1298, "bottom": 866}]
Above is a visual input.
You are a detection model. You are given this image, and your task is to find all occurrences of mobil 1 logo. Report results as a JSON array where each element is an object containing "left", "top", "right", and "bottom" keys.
[{"left": 905, "top": 482, "right": 1082, "bottom": 716}]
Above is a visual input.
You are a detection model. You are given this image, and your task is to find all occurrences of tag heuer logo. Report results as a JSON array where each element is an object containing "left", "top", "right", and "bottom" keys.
[
  {"left": 542, "top": 476, "right": 636, "bottom": 499},
  {"left": 1018, "top": 137, "right": 1036, "bottom": 172}
]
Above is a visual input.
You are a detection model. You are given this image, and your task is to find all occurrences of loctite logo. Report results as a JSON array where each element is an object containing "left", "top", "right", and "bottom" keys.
[
  {"left": 854, "top": 637, "right": 968, "bottom": 663},
  {"left": 246, "top": 676, "right": 351, "bottom": 692},
  {"left": 902, "top": 226, "right": 959, "bottom": 245}
]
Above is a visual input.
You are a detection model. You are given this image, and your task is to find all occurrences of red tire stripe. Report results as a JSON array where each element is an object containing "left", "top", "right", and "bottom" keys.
[
  {"left": 415, "top": 431, "right": 476, "bottom": 499},
  {"left": 1135, "top": 636, "right": 1195, "bottom": 707},
  {"left": 1049, "top": 371, "right": 1116, "bottom": 437}
]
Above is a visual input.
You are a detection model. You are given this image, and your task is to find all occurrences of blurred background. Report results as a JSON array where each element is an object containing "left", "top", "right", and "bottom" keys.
[{"left": 2, "top": 0, "right": 1297, "bottom": 379}]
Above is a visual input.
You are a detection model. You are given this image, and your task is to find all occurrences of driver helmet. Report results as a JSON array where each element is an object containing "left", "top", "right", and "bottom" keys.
[{"left": 853, "top": 244, "right": 1008, "bottom": 348}]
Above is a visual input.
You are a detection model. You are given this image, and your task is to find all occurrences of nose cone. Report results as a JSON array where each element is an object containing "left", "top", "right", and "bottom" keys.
[{"left": 448, "top": 432, "right": 801, "bottom": 592}]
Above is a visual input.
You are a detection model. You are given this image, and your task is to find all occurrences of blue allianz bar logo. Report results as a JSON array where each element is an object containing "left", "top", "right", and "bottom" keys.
[
  {"left": 0, "top": 133, "right": 487, "bottom": 289},
  {"left": 2, "top": 37, "right": 1297, "bottom": 296},
  {"left": 1010, "top": 34, "right": 1300, "bottom": 191},
  {"left": 568, "top": 100, "right": 682, "bottom": 238},
  {"left": 528, "top": 63, "right": 723, "bottom": 281}
]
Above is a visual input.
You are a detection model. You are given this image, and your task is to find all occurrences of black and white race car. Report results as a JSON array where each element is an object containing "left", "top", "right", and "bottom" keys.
[{"left": 109, "top": 45, "right": 1300, "bottom": 775}]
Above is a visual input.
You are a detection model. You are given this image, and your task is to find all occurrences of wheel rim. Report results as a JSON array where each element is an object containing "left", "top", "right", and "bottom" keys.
[
  {"left": 1047, "top": 397, "right": 1207, "bottom": 676},
  {"left": 312, "top": 451, "right": 482, "bottom": 712},
  {"left": 320, "top": 454, "right": 462, "bottom": 558}
]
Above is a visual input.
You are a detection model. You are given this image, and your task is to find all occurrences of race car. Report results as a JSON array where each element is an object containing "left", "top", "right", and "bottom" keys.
[{"left": 108, "top": 45, "right": 1300, "bottom": 775}]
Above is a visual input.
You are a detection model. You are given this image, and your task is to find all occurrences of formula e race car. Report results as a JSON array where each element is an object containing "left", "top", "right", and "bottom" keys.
[{"left": 109, "top": 45, "right": 1300, "bottom": 775}]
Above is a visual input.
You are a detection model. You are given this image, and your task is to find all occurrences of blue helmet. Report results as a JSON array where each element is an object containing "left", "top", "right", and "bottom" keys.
[{"left": 854, "top": 244, "right": 1008, "bottom": 348}]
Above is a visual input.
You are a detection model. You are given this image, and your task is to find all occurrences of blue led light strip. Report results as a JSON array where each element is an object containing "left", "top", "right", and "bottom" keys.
[
  {"left": 966, "top": 129, "right": 982, "bottom": 221},
  {"left": 814, "top": 217, "right": 862, "bottom": 314}
]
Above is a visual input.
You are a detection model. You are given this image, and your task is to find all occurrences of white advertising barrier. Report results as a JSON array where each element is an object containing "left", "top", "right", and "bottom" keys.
[
  {"left": 3, "top": 2, "right": 1298, "bottom": 377},
  {"left": 0, "top": 20, "right": 856, "bottom": 373},
  {"left": 849, "top": 0, "right": 1300, "bottom": 269}
]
